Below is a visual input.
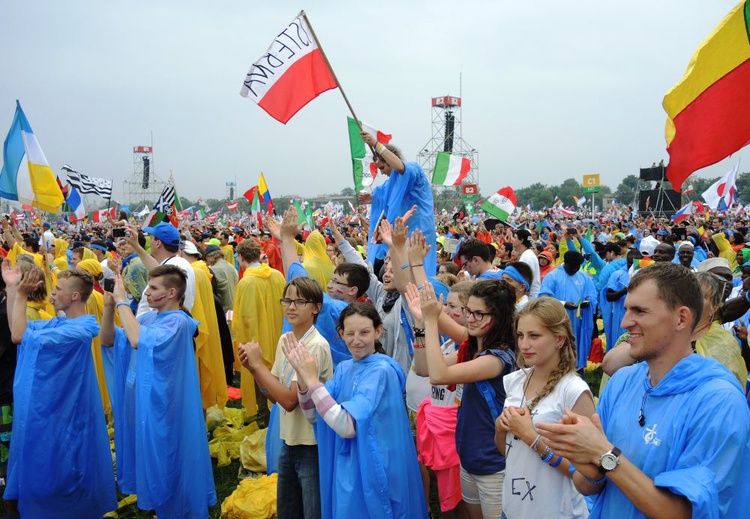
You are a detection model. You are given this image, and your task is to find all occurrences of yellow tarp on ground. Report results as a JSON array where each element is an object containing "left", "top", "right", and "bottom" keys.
[
  {"left": 221, "top": 474, "right": 278, "bottom": 519},
  {"left": 207, "top": 406, "right": 267, "bottom": 471}
]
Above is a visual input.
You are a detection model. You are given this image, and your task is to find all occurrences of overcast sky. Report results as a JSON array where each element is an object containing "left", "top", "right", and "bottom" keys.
[{"left": 1, "top": 0, "right": 747, "bottom": 204}]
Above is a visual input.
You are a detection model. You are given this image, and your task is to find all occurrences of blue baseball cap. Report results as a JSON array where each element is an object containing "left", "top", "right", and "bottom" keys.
[{"left": 143, "top": 222, "right": 180, "bottom": 247}]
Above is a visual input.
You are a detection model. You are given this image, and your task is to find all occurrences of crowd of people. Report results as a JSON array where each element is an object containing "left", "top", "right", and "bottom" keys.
[{"left": 0, "top": 133, "right": 749, "bottom": 518}]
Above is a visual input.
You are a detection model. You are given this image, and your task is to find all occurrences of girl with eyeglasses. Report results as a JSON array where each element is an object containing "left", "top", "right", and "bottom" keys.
[
  {"left": 495, "top": 297, "right": 594, "bottom": 519},
  {"left": 414, "top": 279, "right": 517, "bottom": 519},
  {"left": 282, "top": 302, "right": 428, "bottom": 518}
]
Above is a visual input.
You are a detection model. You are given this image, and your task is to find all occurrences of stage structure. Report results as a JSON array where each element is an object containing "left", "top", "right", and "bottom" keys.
[
  {"left": 123, "top": 146, "right": 166, "bottom": 209},
  {"left": 634, "top": 160, "right": 681, "bottom": 217},
  {"left": 418, "top": 96, "right": 480, "bottom": 214}
]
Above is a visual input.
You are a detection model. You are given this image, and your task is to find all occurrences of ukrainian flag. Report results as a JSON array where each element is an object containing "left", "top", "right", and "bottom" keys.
[{"left": 0, "top": 101, "right": 64, "bottom": 212}]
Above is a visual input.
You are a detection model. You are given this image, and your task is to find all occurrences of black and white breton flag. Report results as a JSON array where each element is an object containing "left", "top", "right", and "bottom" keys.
[
  {"left": 62, "top": 164, "right": 113, "bottom": 200},
  {"left": 154, "top": 182, "right": 176, "bottom": 215}
]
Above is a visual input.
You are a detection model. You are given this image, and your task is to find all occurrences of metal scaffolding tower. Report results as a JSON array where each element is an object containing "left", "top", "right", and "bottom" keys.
[
  {"left": 123, "top": 146, "right": 166, "bottom": 209},
  {"left": 418, "top": 96, "right": 479, "bottom": 213}
]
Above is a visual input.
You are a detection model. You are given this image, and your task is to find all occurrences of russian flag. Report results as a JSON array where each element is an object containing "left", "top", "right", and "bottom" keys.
[{"left": 671, "top": 201, "right": 693, "bottom": 223}]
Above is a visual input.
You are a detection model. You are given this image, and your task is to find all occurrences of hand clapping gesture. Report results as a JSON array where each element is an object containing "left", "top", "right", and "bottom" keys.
[{"left": 281, "top": 332, "right": 319, "bottom": 391}]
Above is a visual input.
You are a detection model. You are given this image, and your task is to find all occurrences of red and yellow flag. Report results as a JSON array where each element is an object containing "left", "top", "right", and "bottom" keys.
[{"left": 664, "top": 1, "right": 750, "bottom": 191}]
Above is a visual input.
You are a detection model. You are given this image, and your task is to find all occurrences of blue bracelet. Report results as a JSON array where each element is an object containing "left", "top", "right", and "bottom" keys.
[
  {"left": 581, "top": 473, "right": 607, "bottom": 485},
  {"left": 116, "top": 301, "right": 130, "bottom": 309},
  {"left": 568, "top": 464, "right": 576, "bottom": 476},
  {"left": 401, "top": 263, "right": 409, "bottom": 270},
  {"left": 550, "top": 456, "right": 563, "bottom": 468},
  {"left": 541, "top": 450, "right": 555, "bottom": 463}
]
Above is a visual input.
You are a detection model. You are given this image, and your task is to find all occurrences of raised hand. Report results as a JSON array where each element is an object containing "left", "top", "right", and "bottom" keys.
[
  {"left": 408, "top": 230, "right": 431, "bottom": 265},
  {"left": 280, "top": 207, "right": 299, "bottom": 239},
  {"left": 392, "top": 217, "right": 409, "bottom": 248},
  {"left": 112, "top": 274, "right": 128, "bottom": 304},
  {"left": 404, "top": 283, "right": 424, "bottom": 324},
  {"left": 265, "top": 214, "right": 281, "bottom": 240},
  {"left": 17, "top": 267, "right": 43, "bottom": 297},
  {"left": 419, "top": 282, "right": 444, "bottom": 322}
]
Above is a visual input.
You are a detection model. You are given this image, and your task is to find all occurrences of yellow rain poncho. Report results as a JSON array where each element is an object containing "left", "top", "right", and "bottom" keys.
[
  {"left": 77, "top": 258, "right": 112, "bottom": 415},
  {"left": 232, "top": 265, "right": 285, "bottom": 415},
  {"left": 80, "top": 247, "right": 97, "bottom": 262},
  {"left": 53, "top": 238, "right": 69, "bottom": 271},
  {"left": 301, "top": 230, "right": 335, "bottom": 290},
  {"left": 191, "top": 263, "right": 229, "bottom": 410},
  {"left": 695, "top": 321, "right": 748, "bottom": 387}
]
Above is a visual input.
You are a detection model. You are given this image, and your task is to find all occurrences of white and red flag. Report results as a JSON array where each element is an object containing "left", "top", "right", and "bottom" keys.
[{"left": 240, "top": 12, "right": 337, "bottom": 124}]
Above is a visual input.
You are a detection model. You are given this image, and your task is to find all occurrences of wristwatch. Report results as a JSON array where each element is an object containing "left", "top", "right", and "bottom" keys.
[{"left": 598, "top": 446, "right": 621, "bottom": 474}]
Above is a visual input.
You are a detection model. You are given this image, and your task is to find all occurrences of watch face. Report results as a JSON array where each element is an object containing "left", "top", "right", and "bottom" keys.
[{"left": 601, "top": 453, "right": 617, "bottom": 471}]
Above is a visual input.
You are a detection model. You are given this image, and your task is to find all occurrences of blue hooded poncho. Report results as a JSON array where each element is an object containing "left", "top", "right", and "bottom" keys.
[
  {"left": 5, "top": 315, "right": 116, "bottom": 518},
  {"left": 315, "top": 353, "right": 428, "bottom": 518},
  {"left": 113, "top": 310, "right": 216, "bottom": 518},
  {"left": 592, "top": 355, "right": 750, "bottom": 518},
  {"left": 369, "top": 161, "right": 437, "bottom": 277}
]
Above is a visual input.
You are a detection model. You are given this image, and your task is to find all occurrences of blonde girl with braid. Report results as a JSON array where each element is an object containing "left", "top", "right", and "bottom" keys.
[{"left": 494, "top": 297, "right": 595, "bottom": 519}]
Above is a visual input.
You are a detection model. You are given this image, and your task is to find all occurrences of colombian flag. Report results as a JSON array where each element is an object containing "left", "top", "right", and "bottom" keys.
[
  {"left": 0, "top": 101, "right": 64, "bottom": 212},
  {"left": 258, "top": 172, "right": 274, "bottom": 214},
  {"left": 664, "top": 1, "right": 750, "bottom": 191}
]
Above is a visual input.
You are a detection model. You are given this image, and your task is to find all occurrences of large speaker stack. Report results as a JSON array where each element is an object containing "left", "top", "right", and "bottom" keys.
[{"left": 637, "top": 163, "right": 681, "bottom": 216}]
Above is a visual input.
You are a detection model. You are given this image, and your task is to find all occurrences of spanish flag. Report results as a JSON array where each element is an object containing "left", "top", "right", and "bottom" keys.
[{"left": 664, "top": 1, "right": 750, "bottom": 191}]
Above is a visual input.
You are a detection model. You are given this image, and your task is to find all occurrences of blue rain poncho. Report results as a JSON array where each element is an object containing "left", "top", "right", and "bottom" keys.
[
  {"left": 315, "top": 353, "right": 428, "bottom": 518},
  {"left": 5, "top": 315, "right": 116, "bottom": 518},
  {"left": 369, "top": 161, "right": 437, "bottom": 277},
  {"left": 592, "top": 355, "right": 750, "bottom": 518},
  {"left": 539, "top": 266, "right": 597, "bottom": 368},
  {"left": 113, "top": 310, "right": 216, "bottom": 518}
]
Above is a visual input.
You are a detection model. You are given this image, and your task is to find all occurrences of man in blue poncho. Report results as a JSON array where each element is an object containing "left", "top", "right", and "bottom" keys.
[
  {"left": 538, "top": 263, "right": 750, "bottom": 518},
  {"left": 101, "top": 264, "right": 216, "bottom": 518},
  {"left": 2, "top": 263, "right": 116, "bottom": 518},
  {"left": 539, "top": 250, "right": 597, "bottom": 368},
  {"left": 359, "top": 131, "right": 437, "bottom": 277}
]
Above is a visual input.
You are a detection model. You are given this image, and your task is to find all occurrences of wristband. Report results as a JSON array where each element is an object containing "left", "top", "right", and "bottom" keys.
[
  {"left": 259, "top": 388, "right": 269, "bottom": 395},
  {"left": 410, "top": 263, "right": 423, "bottom": 268},
  {"left": 116, "top": 301, "right": 130, "bottom": 309},
  {"left": 550, "top": 456, "right": 563, "bottom": 468},
  {"left": 540, "top": 447, "right": 553, "bottom": 463},
  {"left": 401, "top": 263, "right": 410, "bottom": 270},
  {"left": 581, "top": 473, "right": 607, "bottom": 485},
  {"left": 413, "top": 343, "right": 426, "bottom": 349},
  {"left": 375, "top": 142, "right": 386, "bottom": 155},
  {"left": 568, "top": 464, "right": 576, "bottom": 476},
  {"left": 413, "top": 327, "right": 425, "bottom": 338},
  {"left": 338, "top": 240, "right": 348, "bottom": 247},
  {"left": 530, "top": 434, "right": 542, "bottom": 451}
]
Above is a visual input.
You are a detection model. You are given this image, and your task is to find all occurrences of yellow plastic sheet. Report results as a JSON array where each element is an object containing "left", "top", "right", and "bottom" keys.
[
  {"left": 221, "top": 474, "right": 278, "bottom": 519},
  {"left": 207, "top": 406, "right": 267, "bottom": 469}
]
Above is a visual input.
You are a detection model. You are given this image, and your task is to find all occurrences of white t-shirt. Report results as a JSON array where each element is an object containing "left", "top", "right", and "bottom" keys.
[
  {"left": 136, "top": 255, "right": 196, "bottom": 317},
  {"left": 405, "top": 339, "right": 458, "bottom": 412},
  {"left": 519, "top": 248, "right": 541, "bottom": 298},
  {"left": 502, "top": 369, "right": 591, "bottom": 519}
]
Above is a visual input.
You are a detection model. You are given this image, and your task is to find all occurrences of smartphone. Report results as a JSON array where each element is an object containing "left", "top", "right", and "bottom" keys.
[
  {"left": 103, "top": 278, "right": 115, "bottom": 293},
  {"left": 112, "top": 228, "right": 126, "bottom": 239}
]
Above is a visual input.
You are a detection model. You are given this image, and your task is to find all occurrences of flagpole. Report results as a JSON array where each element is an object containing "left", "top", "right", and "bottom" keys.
[{"left": 301, "top": 11, "right": 369, "bottom": 140}]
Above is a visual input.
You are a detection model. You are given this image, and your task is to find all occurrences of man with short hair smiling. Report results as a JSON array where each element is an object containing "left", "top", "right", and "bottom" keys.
[
  {"left": 538, "top": 263, "right": 750, "bottom": 518},
  {"left": 3, "top": 263, "right": 116, "bottom": 517},
  {"left": 458, "top": 238, "right": 502, "bottom": 280}
]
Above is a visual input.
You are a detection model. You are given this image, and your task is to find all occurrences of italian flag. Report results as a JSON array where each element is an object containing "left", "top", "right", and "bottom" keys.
[
  {"left": 239, "top": 13, "right": 337, "bottom": 124},
  {"left": 347, "top": 117, "right": 391, "bottom": 192},
  {"left": 481, "top": 187, "right": 517, "bottom": 222},
  {"left": 432, "top": 152, "right": 471, "bottom": 185}
]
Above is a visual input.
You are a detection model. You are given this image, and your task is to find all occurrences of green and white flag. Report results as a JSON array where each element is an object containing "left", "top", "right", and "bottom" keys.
[
  {"left": 432, "top": 152, "right": 471, "bottom": 186},
  {"left": 346, "top": 117, "right": 392, "bottom": 192},
  {"left": 481, "top": 186, "right": 517, "bottom": 222}
]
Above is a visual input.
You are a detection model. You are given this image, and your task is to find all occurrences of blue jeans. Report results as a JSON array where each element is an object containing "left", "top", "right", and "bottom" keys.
[{"left": 277, "top": 442, "right": 321, "bottom": 519}]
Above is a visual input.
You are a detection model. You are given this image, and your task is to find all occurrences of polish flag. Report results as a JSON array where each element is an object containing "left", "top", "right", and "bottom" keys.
[{"left": 240, "top": 12, "right": 337, "bottom": 124}]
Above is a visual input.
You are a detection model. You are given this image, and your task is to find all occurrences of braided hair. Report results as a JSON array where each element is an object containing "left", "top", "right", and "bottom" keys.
[{"left": 515, "top": 297, "right": 577, "bottom": 410}]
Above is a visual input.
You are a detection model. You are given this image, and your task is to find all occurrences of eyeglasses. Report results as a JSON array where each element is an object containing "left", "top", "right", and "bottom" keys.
[
  {"left": 462, "top": 307, "right": 492, "bottom": 321},
  {"left": 330, "top": 279, "right": 351, "bottom": 288},
  {"left": 280, "top": 298, "right": 314, "bottom": 307}
]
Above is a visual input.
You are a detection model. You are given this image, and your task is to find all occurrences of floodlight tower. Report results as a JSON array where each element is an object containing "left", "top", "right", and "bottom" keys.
[
  {"left": 123, "top": 146, "right": 166, "bottom": 208},
  {"left": 418, "top": 96, "right": 479, "bottom": 212}
]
